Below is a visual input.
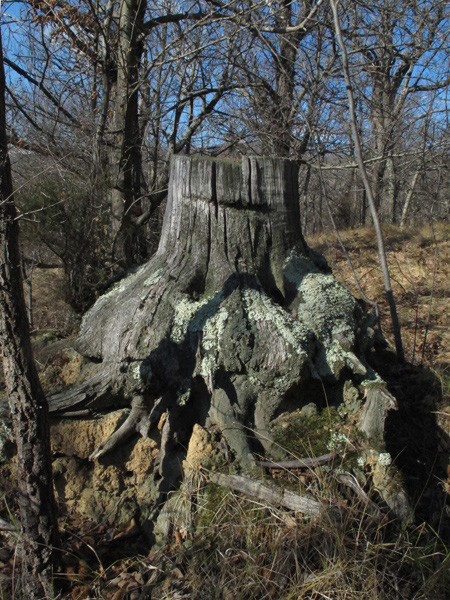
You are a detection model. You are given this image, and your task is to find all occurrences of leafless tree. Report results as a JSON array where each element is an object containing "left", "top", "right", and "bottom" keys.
[
  {"left": 0, "top": 28, "right": 60, "bottom": 597},
  {"left": 330, "top": 0, "right": 404, "bottom": 360}
]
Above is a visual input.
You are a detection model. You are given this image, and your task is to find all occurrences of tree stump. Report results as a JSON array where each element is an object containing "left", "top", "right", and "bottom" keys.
[{"left": 47, "top": 156, "right": 401, "bottom": 525}]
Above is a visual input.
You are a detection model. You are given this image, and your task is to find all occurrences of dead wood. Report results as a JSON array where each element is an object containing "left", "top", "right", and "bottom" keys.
[
  {"left": 257, "top": 453, "right": 337, "bottom": 470},
  {"left": 208, "top": 472, "right": 323, "bottom": 517}
]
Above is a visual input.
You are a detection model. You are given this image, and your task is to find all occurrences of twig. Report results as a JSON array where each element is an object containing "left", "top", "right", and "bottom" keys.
[
  {"left": 256, "top": 453, "right": 336, "bottom": 470},
  {"left": 331, "top": 471, "right": 382, "bottom": 519}
]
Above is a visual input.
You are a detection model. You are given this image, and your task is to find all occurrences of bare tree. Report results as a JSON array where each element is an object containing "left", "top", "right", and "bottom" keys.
[
  {"left": 330, "top": 0, "right": 404, "bottom": 361},
  {"left": 344, "top": 0, "right": 450, "bottom": 222},
  {"left": 0, "top": 28, "right": 60, "bottom": 597}
]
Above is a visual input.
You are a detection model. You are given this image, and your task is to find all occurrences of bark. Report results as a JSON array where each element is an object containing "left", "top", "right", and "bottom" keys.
[
  {"left": 271, "top": 0, "right": 299, "bottom": 156},
  {"left": 208, "top": 472, "right": 324, "bottom": 517},
  {"left": 400, "top": 165, "right": 421, "bottom": 228},
  {"left": 0, "top": 32, "right": 60, "bottom": 598}
]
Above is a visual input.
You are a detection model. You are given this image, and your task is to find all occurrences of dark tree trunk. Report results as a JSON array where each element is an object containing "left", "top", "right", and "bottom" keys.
[
  {"left": 109, "top": 0, "right": 147, "bottom": 267},
  {"left": 0, "top": 32, "right": 60, "bottom": 598}
]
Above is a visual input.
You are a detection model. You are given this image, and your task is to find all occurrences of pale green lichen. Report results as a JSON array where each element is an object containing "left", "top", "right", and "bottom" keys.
[
  {"left": 296, "top": 273, "right": 356, "bottom": 339},
  {"left": 144, "top": 268, "right": 163, "bottom": 287},
  {"left": 378, "top": 452, "right": 392, "bottom": 467},
  {"left": 285, "top": 267, "right": 369, "bottom": 380},
  {"left": 327, "top": 430, "right": 352, "bottom": 452},
  {"left": 171, "top": 292, "right": 229, "bottom": 393},
  {"left": 283, "top": 250, "right": 319, "bottom": 286},
  {"left": 132, "top": 363, "right": 141, "bottom": 380},
  {"left": 132, "top": 361, "right": 152, "bottom": 383},
  {"left": 314, "top": 340, "right": 367, "bottom": 381},
  {"left": 171, "top": 291, "right": 225, "bottom": 344},
  {"left": 200, "top": 307, "right": 229, "bottom": 381},
  {"left": 172, "top": 298, "right": 206, "bottom": 343},
  {"left": 241, "top": 286, "right": 310, "bottom": 356}
]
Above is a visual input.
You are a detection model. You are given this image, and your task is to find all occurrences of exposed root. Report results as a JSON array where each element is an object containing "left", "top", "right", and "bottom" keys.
[
  {"left": 89, "top": 395, "right": 150, "bottom": 460},
  {"left": 88, "top": 389, "right": 177, "bottom": 461},
  {"left": 48, "top": 369, "right": 113, "bottom": 415}
]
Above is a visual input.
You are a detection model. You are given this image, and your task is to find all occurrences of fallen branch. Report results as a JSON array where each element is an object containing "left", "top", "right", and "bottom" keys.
[
  {"left": 208, "top": 472, "right": 323, "bottom": 517},
  {"left": 256, "top": 453, "right": 336, "bottom": 470}
]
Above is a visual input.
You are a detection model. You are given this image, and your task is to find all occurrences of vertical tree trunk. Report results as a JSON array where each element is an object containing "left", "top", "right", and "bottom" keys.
[
  {"left": 110, "top": 0, "right": 147, "bottom": 267},
  {"left": 330, "top": 0, "right": 404, "bottom": 361},
  {"left": 0, "top": 32, "right": 60, "bottom": 597},
  {"left": 400, "top": 166, "right": 421, "bottom": 228},
  {"left": 272, "top": 0, "right": 298, "bottom": 156}
]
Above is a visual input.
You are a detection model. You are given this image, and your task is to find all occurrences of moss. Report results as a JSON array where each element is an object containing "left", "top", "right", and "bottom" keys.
[
  {"left": 270, "top": 406, "right": 343, "bottom": 458},
  {"left": 196, "top": 483, "right": 229, "bottom": 529}
]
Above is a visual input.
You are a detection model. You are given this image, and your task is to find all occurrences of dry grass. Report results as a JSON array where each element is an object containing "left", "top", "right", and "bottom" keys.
[
  {"left": 3, "top": 472, "right": 447, "bottom": 600},
  {"left": 310, "top": 223, "right": 450, "bottom": 373},
  {"left": 28, "top": 267, "right": 79, "bottom": 336},
  {"left": 144, "top": 472, "right": 450, "bottom": 600}
]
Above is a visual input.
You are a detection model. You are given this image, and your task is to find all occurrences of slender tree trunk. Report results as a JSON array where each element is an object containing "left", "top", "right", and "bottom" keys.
[
  {"left": 110, "top": 0, "right": 147, "bottom": 267},
  {"left": 0, "top": 31, "right": 60, "bottom": 597},
  {"left": 330, "top": 0, "right": 404, "bottom": 361},
  {"left": 273, "top": 0, "right": 298, "bottom": 156},
  {"left": 384, "top": 153, "right": 397, "bottom": 223},
  {"left": 94, "top": 0, "right": 115, "bottom": 170},
  {"left": 400, "top": 166, "right": 421, "bottom": 228}
]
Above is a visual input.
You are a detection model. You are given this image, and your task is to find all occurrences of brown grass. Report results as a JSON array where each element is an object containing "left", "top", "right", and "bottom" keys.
[{"left": 311, "top": 223, "right": 450, "bottom": 374}]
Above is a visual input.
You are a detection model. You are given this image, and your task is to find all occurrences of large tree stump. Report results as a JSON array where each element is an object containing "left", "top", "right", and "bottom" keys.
[{"left": 46, "top": 156, "right": 396, "bottom": 524}]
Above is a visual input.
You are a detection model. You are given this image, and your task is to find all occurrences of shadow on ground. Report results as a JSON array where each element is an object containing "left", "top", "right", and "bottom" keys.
[{"left": 370, "top": 349, "right": 450, "bottom": 538}]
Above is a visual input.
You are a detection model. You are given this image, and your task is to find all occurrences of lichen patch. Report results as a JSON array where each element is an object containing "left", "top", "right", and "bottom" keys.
[
  {"left": 171, "top": 290, "right": 226, "bottom": 344},
  {"left": 144, "top": 268, "right": 164, "bottom": 287},
  {"left": 242, "top": 285, "right": 310, "bottom": 355}
]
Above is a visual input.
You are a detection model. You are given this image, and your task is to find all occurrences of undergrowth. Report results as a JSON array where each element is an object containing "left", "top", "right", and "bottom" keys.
[
  {"left": 146, "top": 471, "right": 450, "bottom": 600},
  {"left": 4, "top": 454, "right": 450, "bottom": 600}
]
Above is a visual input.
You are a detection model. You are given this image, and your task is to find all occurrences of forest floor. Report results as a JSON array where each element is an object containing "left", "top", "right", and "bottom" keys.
[{"left": 1, "top": 224, "right": 450, "bottom": 599}]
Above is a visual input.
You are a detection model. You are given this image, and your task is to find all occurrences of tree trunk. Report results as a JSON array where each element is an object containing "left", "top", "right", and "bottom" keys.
[
  {"left": 46, "top": 155, "right": 386, "bottom": 522},
  {"left": 0, "top": 32, "right": 60, "bottom": 598},
  {"left": 109, "top": 0, "right": 147, "bottom": 267}
]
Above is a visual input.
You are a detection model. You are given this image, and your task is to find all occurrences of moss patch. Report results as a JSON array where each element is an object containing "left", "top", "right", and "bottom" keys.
[
  {"left": 270, "top": 406, "right": 343, "bottom": 458},
  {"left": 196, "top": 483, "right": 229, "bottom": 529}
]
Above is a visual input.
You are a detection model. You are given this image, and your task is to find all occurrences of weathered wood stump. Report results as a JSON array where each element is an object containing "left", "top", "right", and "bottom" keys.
[{"left": 46, "top": 156, "right": 404, "bottom": 527}]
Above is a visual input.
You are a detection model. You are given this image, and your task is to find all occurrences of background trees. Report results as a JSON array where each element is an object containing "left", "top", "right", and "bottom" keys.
[{"left": 2, "top": 0, "right": 450, "bottom": 308}]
